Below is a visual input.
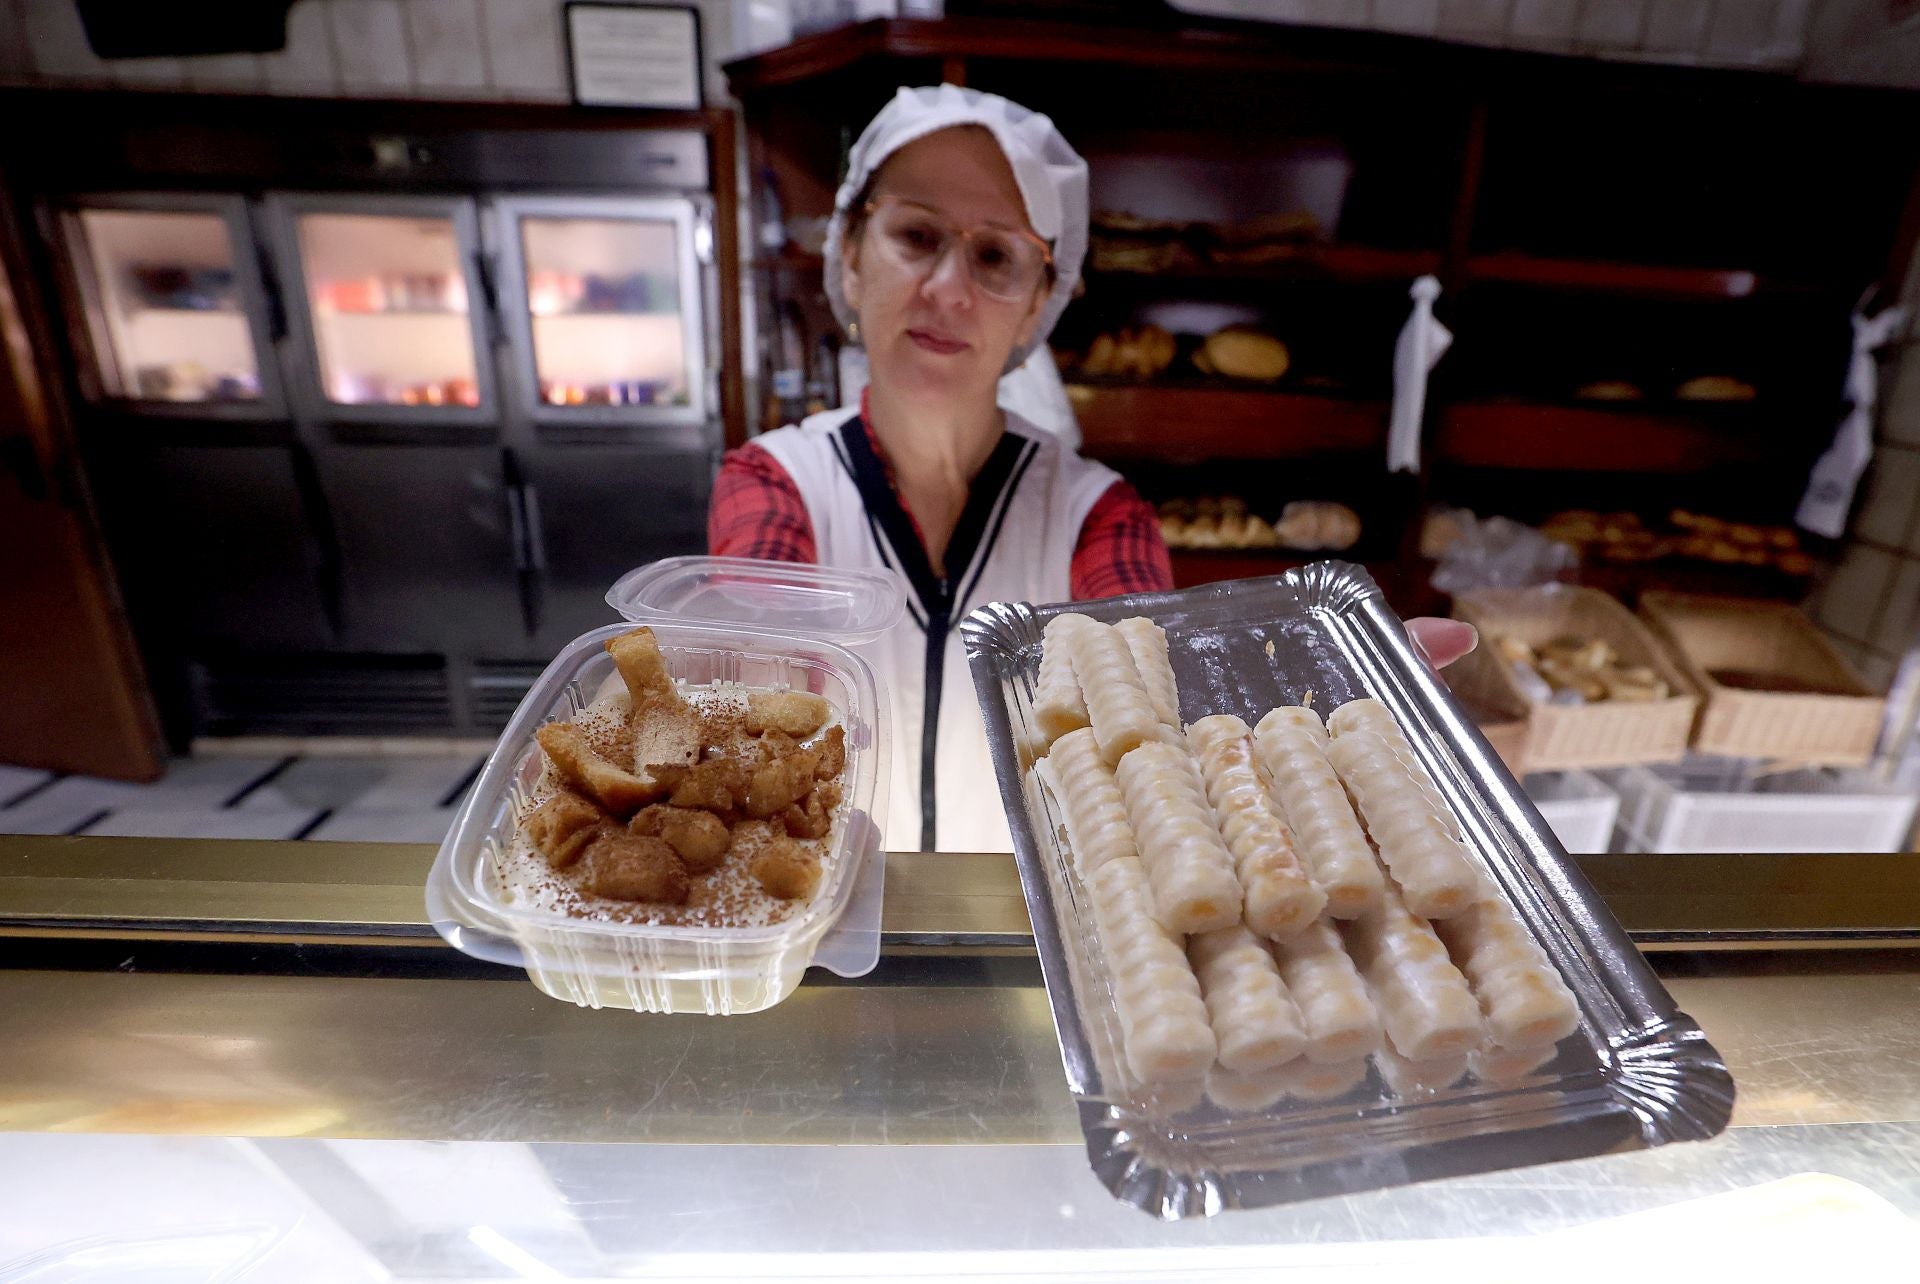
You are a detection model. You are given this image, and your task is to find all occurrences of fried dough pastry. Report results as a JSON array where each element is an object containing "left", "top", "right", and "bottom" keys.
[
  {"left": 607, "top": 629, "right": 680, "bottom": 708},
  {"left": 751, "top": 839, "right": 822, "bottom": 900},
  {"left": 811, "top": 725, "right": 846, "bottom": 780},
  {"left": 649, "top": 756, "right": 752, "bottom": 813},
  {"left": 780, "top": 780, "right": 841, "bottom": 840},
  {"left": 630, "top": 804, "right": 732, "bottom": 872},
  {"left": 745, "top": 690, "right": 831, "bottom": 738},
  {"left": 524, "top": 790, "right": 604, "bottom": 869},
  {"left": 745, "top": 743, "right": 822, "bottom": 818},
  {"left": 536, "top": 722, "right": 668, "bottom": 816},
  {"left": 583, "top": 831, "right": 689, "bottom": 903}
]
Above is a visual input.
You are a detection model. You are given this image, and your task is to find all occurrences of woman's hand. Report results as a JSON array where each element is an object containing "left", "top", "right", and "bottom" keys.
[{"left": 1408, "top": 618, "right": 1477, "bottom": 671}]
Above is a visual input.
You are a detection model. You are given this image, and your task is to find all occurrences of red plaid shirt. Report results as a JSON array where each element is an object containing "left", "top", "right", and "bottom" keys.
[{"left": 708, "top": 417, "right": 1171, "bottom": 601}]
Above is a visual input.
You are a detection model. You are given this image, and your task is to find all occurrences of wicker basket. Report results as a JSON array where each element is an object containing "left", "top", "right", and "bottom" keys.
[
  {"left": 1449, "top": 586, "right": 1699, "bottom": 771},
  {"left": 1638, "top": 592, "right": 1885, "bottom": 767},
  {"left": 1454, "top": 689, "right": 1530, "bottom": 776}
]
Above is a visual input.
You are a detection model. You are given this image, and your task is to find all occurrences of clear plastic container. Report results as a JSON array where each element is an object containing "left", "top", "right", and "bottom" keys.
[
  {"left": 427, "top": 557, "right": 903, "bottom": 1014},
  {"left": 1524, "top": 770, "right": 1620, "bottom": 855}
]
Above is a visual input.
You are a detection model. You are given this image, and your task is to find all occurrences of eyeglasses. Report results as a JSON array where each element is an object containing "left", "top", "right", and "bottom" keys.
[{"left": 862, "top": 195, "right": 1054, "bottom": 301}]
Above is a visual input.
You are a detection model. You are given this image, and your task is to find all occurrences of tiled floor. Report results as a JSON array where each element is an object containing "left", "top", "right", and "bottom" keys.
[{"left": 0, "top": 752, "right": 484, "bottom": 844}]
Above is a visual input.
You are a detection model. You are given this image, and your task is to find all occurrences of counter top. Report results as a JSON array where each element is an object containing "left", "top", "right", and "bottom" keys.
[{"left": 2, "top": 836, "right": 1918, "bottom": 1274}]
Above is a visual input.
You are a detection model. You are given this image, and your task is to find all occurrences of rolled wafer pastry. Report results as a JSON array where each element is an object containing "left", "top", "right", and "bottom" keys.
[
  {"left": 1432, "top": 898, "right": 1580, "bottom": 1049},
  {"left": 1328, "top": 698, "right": 1460, "bottom": 838},
  {"left": 1115, "top": 616, "right": 1182, "bottom": 730},
  {"left": 1470, "top": 1041, "right": 1559, "bottom": 1085},
  {"left": 1256, "top": 704, "right": 1328, "bottom": 743},
  {"left": 1083, "top": 857, "right": 1217, "bottom": 1084},
  {"left": 1340, "top": 886, "right": 1485, "bottom": 1063},
  {"left": 1376, "top": 1048, "right": 1469, "bottom": 1098},
  {"left": 1325, "top": 729, "right": 1485, "bottom": 919},
  {"left": 1269, "top": 917, "right": 1381, "bottom": 1063},
  {"left": 1145, "top": 1077, "right": 1207, "bottom": 1117},
  {"left": 1034, "top": 614, "right": 1096, "bottom": 751},
  {"left": 1113, "top": 742, "right": 1243, "bottom": 934},
  {"left": 1272, "top": 1055, "right": 1369, "bottom": 1102},
  {"left": 1252, "top": 721, "right": 1385, "bottom": 918},
  {"left": 1037, "top": 727, "right": 1139, "bottom": 876},
  {"left": 1187, "top": 715, "right": 1327, "bottom": 940},
  {"left": 1073, "top": 623, "right": 1173, "bottom": 766},
  {"left": 1205, "top": 1065, "right": 1292, "bottom": 1113},
  {"left": 1188, "top": 926, "right": 1308, "bottom": 1073}
]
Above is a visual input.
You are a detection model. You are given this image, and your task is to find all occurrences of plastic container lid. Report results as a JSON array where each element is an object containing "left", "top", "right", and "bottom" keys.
[{"left": 608, "top": 556, "right": 906, "bottom": 645}]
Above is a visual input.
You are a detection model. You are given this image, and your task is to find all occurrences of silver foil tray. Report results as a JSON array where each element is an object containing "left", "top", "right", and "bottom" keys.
[{"left": 960, "top": 562, "right": 1734, "bottom": 1219}]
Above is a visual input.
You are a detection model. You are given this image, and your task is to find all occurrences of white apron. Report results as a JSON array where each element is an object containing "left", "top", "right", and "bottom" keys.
[{"left": 756, "top": 407, "right": 1118, "bottom": 852}]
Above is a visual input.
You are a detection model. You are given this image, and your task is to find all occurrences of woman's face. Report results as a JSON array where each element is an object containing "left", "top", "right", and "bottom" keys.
[{"left": 842, "top": 126, "right": 1050, "bottom": 404}]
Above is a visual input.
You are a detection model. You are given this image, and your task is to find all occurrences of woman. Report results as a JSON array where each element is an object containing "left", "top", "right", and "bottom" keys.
[{"left": 711, "top": 85, "right": 1473, "bottom": 853}]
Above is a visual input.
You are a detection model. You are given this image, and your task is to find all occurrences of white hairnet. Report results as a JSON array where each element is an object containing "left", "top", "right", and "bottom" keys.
[{"left": 824, "top": 84, "right": 1089, "bottom": 374}]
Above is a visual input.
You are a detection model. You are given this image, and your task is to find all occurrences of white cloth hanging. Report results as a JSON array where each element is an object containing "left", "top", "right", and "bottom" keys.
[
  {"left": 1797, "top": 302, "right": 1911, "bottom": 538},
  {"left": 1389, "top": 275, "right": 1451, "bottom": 475}
]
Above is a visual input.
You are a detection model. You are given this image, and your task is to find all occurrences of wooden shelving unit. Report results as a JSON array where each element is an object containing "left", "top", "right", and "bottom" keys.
[
  {"left": 1434, "top": 401, "right": 1781, "bottom": 474},
  {"left": 1461, "top": 252, "right": 1763, "bottom": 300},
  {"left": 725, "top": 15, "right": 1920, "bottom": 605},
  {"left": 1067, "top": 383, "right": 1385, "bottom": 463},
  {"left": 1086, "top": 244, "right": 1443, "bottom": 289}
]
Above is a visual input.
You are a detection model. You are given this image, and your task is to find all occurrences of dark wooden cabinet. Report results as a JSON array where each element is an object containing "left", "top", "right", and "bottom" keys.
[{"left": 725, "top": 18, "right": 1920, "bottom": 609}]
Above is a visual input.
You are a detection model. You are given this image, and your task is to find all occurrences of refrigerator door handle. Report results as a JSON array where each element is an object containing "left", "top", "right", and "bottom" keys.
[
  {"left": 255, "top": 242, "right": 288, "bottom": 344},
  {"left": 501, "top": 448, "right": 542, "bottom": 638},
  {"left": 520, "top": 480, "right": 548, "bottom": 573},
  {"left": 473, "top": 249, "right": 506, "bottom": 349},
  {"left": 694, "top": 207, "right": 715, "bottom": 265}
]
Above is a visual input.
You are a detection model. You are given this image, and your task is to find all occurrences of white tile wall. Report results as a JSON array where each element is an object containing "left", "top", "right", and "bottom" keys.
[
  {"left": 1817, "top": 542, "right": 1898, "bottom": 643},
  {"left": 1, "top": 1, "right": 38, "bottom": 80},
  {"left": 4, "top": 0, "right": 1837, "bottom": 98},
  {"left": 1577, "top": 0, "right": 1648, "bottom": 50},
  {"left": 1885, "top": 350, "right": 1920, "bottom": 449},
  {"left": 1506, "top": 0, "right": 1580, "bottom": 48},
  {"left": 1765, "top": 0, "right": 1813, "bottom": 62},
  {"left": 1641, "top": 0, "right": 1714, "bottom": 55},
  {"left": 184, "top": 52, "right": 264, "bottom": 93},
  {"left": 110, "top": 57, "right": 188, "bottom": 89},
  {"left": 1704, "top": 0, "right": 1781, "bottom": 63},
  {"left": 1855, "top": 445, "right": 1920, "bottom": 550},
  {"left": 1872, "top": 556, "right": 1920, "bottom": 655},
  {"left": 481, "top": 0, "right": 568, "bottom": 101},
  {"left": 21, "top": 0, "right": 111, "bottom": 83},
  {"left": 407, "top": 0, "right": 490, "bottom": 96},
  {"left": 331, "top": 0, "right": 414, "bottom": 97},
  {"left": 260, "top": 0, "right": 342, "bottom": 96},
  {"left": 1436, "top": 0, "right": 1511, "bottom": 42},
  {"left": 1371, "top": 0, "right": 1441, "bottom": 37}
]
